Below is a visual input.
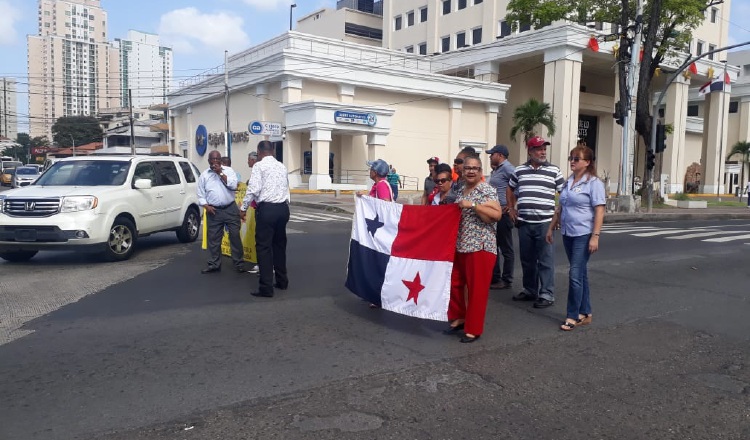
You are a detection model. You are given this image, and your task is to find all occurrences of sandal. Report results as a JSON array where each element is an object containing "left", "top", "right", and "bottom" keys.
[
  {"left": 578, "top": 314, "right": 592, "bottom": 325},
  {"left": 560, "top": 320, "right": 578, "bottom": 331}
]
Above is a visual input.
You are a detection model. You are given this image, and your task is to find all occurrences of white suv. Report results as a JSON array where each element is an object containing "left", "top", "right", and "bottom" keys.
[{"left": 0, "top": 155, "right": 202, "bottom": 262}]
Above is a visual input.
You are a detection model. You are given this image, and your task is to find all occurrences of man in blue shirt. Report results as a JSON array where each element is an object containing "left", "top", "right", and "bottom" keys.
[
  {"left": 486, "top": 144, "right": 515, "bottom": 290},
  {"left": 197, "top": 150, "right": 244, "bottom": 274}
]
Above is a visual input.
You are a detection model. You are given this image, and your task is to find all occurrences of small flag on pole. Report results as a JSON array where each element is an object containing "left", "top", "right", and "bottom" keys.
[
  {"left": 689, "top": 63, "right": 698, "bottom": 75},
  {"left": 588, "top": 36, "right": 599, "bottom": 52}
]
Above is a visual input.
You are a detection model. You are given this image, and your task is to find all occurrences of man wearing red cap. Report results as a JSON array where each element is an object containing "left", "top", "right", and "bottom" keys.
[{"left": 506, "top": 136, "right": 565, "bottom": 309}]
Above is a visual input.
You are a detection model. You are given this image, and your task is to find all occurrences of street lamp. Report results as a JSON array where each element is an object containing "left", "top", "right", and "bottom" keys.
[
  {"left": 717, "top": 60, "right": 728, "bottom": 202},
  {"left": 70, "top": 135, "right": 76, "bottom": 157},
  {"left": 289, "top": 3, "right": 297, "bottom": 31}
]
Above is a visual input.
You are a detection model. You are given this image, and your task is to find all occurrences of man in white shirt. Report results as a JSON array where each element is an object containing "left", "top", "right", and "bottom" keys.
[
  {"left": 745, "top": 180, "right": 750, "bottom": 207},
  {"left": 197, "top": 150, "right": 244, "bottom": 273},
  {"left": 241, "top": 141, "right": 291, "bottom": 297}
]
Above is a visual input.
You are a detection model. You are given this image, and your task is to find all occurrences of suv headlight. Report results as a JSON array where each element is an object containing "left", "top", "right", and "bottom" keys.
[{"left": 61, "top": 196, "right": 98, "bottom": 212}]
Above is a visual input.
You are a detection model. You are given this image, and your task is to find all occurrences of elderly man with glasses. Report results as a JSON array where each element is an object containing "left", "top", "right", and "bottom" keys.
[{"left": 506, "top": 136, "right": 565, "bottom": 309}]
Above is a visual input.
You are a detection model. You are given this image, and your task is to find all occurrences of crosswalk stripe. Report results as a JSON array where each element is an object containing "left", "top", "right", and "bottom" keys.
[
  {"left": 703, "top": 233, "right": 750, "bottom": 242},
  {"left": 666, "top": 231, "right": 750, "bottom": 240},
  {"left": 289, "top": 213, "right": 351, "bottom": 222},
  {"left": 309, "top": 212, "right": 352, "bottom": 220},
  {"left": 632, "top": 229, "right": 710, "bottom": 237},
  {"left": 602, "top": 227, "right": 664, "bottom": 234}
]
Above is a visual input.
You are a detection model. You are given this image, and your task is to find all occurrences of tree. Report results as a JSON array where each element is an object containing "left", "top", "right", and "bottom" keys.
[
  {"left": 509, "top": 98, "right": 556, "bottom": 142},
  {"left": 30, "top": 136, "right": 50, "bottom": 148},
  {"left": 726, "top": 140, "right": 750, "bottom": 190},
  {"left": 16, "top": 133, "right": 30, "bottom": 149},
  {"left": 505, "top": 0, "right": 719, "bottom": 155},
  {"left": 1, "top": 144, "right": 28, "bottom": 164},
  {"left": 51, "top": 116, "right": 103, "bottom": 147}
]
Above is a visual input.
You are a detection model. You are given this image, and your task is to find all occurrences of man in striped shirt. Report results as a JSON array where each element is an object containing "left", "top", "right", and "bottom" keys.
[{"left": 506, "top": 136, "right": 565, "bottom": 309}]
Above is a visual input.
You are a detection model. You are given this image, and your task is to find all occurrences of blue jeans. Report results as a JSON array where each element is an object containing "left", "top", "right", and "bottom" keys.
[
  {"left": 517, "top": 221, "right": 555, "bottom": 301},
  {"left": 563, "top": 234, "right": 592, "bottom": 320}
]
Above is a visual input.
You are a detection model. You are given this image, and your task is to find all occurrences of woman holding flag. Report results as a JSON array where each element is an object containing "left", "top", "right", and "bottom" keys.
[{"left": 444, "top": 155, "right": 502, "bottom": 343}]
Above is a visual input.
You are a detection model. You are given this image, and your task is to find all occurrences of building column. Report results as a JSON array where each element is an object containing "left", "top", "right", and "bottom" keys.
[
  {"left": 256, "top": 84, "right": 268, "bottom": 122},
  {"left": 309, "top": 128, "right": 332, "bottom": 190},
  {"left": 543, "top": 47, "right": 582, "bottom": 168},
  {"left": 701, "top": 86, "right": 730, "bottom": 193},
  {"left": 367, "top": 133, "right": 388, "bottom": 161},
  {"left": 737, "top": 99, "right": 750, "bottom": 187},
  {"left": 449, "top": 99, "right": 462, "bottom": 160},
  {"left": 339, "top": 84, "right": 355, "bottom": 104},
  {"left": 281, "top": 77, "right": 302, "bottom": 104},
  {"left": 474, "top": 61, "right": 499, "bottom": 83},
  {"left": 662, "top": 75, "right": 689, "bottom": 193},
  {"left": 484, "top": 103, "right": 500, "bottom": 172},
  {"left": 286, "top": 131, "right": 302, "bottom": 189}
]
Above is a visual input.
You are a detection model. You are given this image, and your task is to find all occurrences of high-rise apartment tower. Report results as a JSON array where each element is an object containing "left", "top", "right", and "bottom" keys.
[{"left": 113, "top": 30, "right": 173, "bottom": 109}]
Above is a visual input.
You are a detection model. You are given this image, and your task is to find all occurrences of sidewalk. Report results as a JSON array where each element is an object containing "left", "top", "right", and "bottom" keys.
[{"left": 290, "top": 190, "right": 750, "bottom": 223}]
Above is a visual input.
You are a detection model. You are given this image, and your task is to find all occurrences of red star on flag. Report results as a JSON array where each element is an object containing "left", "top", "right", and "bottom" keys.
[{"left": 403, "top": 272, "right": 425, "bottom": 305}]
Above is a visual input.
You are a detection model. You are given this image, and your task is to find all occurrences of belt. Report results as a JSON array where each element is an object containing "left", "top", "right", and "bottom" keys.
[{"left": 258, "top": 201, "right": 289, "bottom": 206}]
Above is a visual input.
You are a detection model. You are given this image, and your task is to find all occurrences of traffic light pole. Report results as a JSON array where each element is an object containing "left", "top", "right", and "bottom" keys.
[{"left": 646, "top": 41, "right": 750, "bottom": 213}]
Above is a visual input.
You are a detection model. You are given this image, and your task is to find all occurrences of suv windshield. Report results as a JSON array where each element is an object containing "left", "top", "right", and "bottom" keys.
[{"left": 35, "top": 160, "right": 131, "bottom": 186}]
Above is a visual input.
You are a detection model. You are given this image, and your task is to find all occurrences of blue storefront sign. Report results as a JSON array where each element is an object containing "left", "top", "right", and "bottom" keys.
[
  {"left": 334, "top": 110, "right": 377, "bottom": 127},
  {"left": 195, "top": 125, "right": 208, "bottom": 156}
]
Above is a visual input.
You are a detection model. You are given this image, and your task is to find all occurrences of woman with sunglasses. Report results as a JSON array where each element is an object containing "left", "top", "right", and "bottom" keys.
[
  {"left": 425, "top": 163, "right": 453, "bottom": 205},
  {"left": 545, "top": 146, "right": 606, "bottom": 331},
  {"left": 444, "top": 156, "right": 502, "bottom": 343}
]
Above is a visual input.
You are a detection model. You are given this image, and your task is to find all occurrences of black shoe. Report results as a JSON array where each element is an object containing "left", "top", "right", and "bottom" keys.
[
  {"left": 460, "top": 335, "right": 481, "bottom": 343},
  {"left": 442, "top": 323, "right": 465, "bottom": 335},
  {"left": 490, "top": 281, "right": 512, "bottom": 290},
  {"left": 512, "top": 291, "right": 537, "bottom": 301},
  {"left": 533, "top": 298, "right": 554, "bottom": 308},
  {"left": 273, "top": 283, "right": 288, "bottom": 290},
  {"left": 201, "top": 266, "right": 221, "bottom": 274},
  {"left": 250, "top": 291, "right": 274, "bottom": 298}
]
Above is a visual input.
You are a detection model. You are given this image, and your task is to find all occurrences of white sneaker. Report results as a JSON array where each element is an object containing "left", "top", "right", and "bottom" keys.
[{"left": 248, "top": 265, "right": 259, "bottom": 274}]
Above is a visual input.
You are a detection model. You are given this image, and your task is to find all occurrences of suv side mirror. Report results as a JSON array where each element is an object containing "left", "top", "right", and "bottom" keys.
[{"left": 134, "top": 178, "right": 152, "bottom": 189}]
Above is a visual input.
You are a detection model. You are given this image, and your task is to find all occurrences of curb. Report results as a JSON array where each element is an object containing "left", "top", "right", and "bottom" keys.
[{"left": 289, "top": 201, "right": 354, "bottom": 214}]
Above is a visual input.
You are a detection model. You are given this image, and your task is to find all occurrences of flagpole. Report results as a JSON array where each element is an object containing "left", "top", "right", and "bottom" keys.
[{"left": 717, "top": 60, "right": 728, "bottom": 202}]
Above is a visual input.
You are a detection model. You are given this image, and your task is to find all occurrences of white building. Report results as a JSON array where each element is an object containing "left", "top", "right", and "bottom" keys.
[
  {"left": 113, "top": 30, "right": 173, "bottom": 109},
  {"left": 28, "top": 0, "right": 121, "bottom": 140},
  {"left": 0, "top": 78, "right": 18, "bottom": 141},
  {"left": 170, "top": 0, "right": 742, "bottom": 195}
]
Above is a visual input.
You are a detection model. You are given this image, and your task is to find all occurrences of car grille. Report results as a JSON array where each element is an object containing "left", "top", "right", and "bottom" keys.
[{"left": 3, "top": 198, "right": 61, "bottom": 217}]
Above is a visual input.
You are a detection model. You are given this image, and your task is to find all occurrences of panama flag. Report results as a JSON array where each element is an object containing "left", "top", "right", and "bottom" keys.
[
  {"left": 345, "top": 196, "right": 460, "bottom": 321},
  {"left": 698, "top": 75, "right": 726, "bottom": 98}
]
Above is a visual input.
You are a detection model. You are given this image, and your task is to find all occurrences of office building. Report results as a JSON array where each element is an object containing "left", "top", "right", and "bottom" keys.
[
  {"left": 113, "top": 30, "right": 173, "bottom": 108},
  {"left": 0, "top": 78, "right": 18, "bottom": 141}
]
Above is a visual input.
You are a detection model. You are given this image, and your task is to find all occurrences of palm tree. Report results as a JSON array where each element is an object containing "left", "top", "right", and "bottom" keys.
[
  {"left": 509, "top": 98, "right": 556, "bottom": 142},
  {"left": 726, "top": 140, "right": 750, "bottom": 193}
]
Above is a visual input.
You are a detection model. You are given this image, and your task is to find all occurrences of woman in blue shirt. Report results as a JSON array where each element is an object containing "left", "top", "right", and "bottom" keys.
[{"left": 545, "top": 145, "right": 605, "bottom": 331}]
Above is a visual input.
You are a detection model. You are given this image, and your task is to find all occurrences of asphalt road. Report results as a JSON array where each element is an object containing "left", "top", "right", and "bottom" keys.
[{"left": 1, "top": 211, "right": 749, "bottom": 439}]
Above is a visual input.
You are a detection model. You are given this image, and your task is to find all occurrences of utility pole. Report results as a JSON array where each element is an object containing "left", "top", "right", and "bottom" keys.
[
  {"left": 2, "top": 79, "right": 6, "bottom": 140},
  {"left": 290, "top": 3, "right": 297, "bottom": 31},
  {"left": 128, "top": 89, "right": 135, "bottom": 155},
  {"left": 224, "top": 50, "right": 231, "bottom": 159},
  {"left": 70, "top": 134, "right": 76, "bottom": 157},
  {"left": 716, "top": 60, "right": 728, "bottom": 202},
  {"left": 618, "top": 0, "right": 643, "bottom": 212}
]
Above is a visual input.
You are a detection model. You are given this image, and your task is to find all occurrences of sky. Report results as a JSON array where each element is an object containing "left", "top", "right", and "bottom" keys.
[{"left": 2, "top": 0, "right": 750, "bottom": 135}]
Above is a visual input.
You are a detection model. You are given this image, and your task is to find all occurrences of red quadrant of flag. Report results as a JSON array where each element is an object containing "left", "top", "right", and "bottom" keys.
[{"left": 390, "top": 204, "right": 460, "bottom": 262}]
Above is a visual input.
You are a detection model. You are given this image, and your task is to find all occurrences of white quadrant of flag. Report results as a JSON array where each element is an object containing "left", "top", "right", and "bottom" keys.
[
  {"left": 352, "top": 196, "right": 403, "bottom": 255},
  {"left": 380, "top": 256, "right": 452, "bottom": 321}
]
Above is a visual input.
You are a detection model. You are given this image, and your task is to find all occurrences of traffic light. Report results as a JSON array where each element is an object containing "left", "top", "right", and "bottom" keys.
[
  {"left": 655, "top": 123, "right": 667, "bottom": 153},
  {"left": 613, "top": 101, "right": 624, "bottom": 126},
  {"left": 646, "top": 150, "right": 656, "bottom": 171}
]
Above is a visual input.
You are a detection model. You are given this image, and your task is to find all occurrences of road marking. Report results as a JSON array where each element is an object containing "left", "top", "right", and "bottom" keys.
[
  {"left": 703, "top": 233, "right": 750, "bottom": 242},
  {"left": 666, "top": 231, "right": 750, "bottom": 240},
  {"left": 290, "top": 213, "right": 351, "bottom": 222},
  {"left": 632, "top": 229, "right": 712, "bottom": 237},
  {"left": 602, "top": 227, "right": 664, "bottom": 234}
]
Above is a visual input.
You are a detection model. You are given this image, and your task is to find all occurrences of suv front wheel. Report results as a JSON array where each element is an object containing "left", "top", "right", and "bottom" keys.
[
  {"left": 103, "top": 217, "right": 137, "bottom": 261},
  {"left": 176, "top": 207, "right": 200, "bottom": 243}
]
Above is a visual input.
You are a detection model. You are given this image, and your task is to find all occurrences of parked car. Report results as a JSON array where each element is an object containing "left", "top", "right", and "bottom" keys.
[
  {"left": 12, "top": 166, "right": 41, "bottom": 188},
  {"left": 24, "top": 164, "right": 42, "bottom": 173},
  {"left": 0, "top": 154, "right": 202, "bottom": 262}
]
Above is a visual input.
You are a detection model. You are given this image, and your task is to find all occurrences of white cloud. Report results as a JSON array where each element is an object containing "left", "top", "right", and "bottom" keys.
[
  {"left": 242, "top": 0, "right": 295, "bottom": 10},
  {"left": 0, "top": 0, "right": 21, "bottom": 46},
  {"left": 158, "top": 8, "right": 250, "bottom": 55}
]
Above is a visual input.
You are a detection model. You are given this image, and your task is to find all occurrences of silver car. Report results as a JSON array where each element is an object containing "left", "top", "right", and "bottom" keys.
[{"left": 12, "top": 166, "right": 41, "bottom": 188}]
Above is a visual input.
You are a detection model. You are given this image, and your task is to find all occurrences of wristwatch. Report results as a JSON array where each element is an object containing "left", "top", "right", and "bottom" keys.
[
  {"left": 471, "top": 201, "right": 477, "bottom": 210},
  {"left": 219, "top": 172, "right": 225, "bottom": 177}
]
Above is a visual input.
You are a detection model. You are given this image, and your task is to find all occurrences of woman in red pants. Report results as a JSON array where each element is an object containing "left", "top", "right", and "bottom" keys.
[{"left": 444, "top": 155, "right": 502, "bottom": 343}]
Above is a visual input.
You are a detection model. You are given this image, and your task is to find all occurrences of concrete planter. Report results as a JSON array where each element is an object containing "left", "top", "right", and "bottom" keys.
[{"left": 676, "top": 200, "right": 707, "bottom": 209}]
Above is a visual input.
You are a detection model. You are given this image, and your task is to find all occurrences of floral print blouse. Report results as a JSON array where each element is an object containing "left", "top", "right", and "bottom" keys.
[{"left": 455, "top": 182, "right": 498, "bottom": 254}]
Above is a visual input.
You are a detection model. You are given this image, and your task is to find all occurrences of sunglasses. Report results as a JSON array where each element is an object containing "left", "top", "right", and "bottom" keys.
[
  {"left": 433, "top": 178, "right": 451, "bottom": 184},
  {"left": 453, "top": 158, "right": 464, "bottom": 165},
  {"left": 463, "top": 166, "right": 481, "bottom": 172}
]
